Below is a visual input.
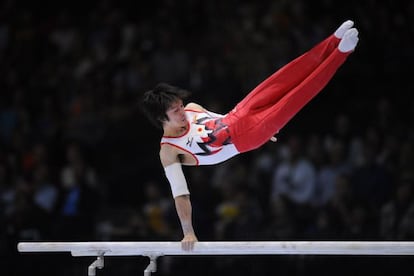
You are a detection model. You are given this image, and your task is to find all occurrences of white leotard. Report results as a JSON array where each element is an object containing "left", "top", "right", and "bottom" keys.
[{"left": 160, "top": 109, "right": 239, "bottom": 166}]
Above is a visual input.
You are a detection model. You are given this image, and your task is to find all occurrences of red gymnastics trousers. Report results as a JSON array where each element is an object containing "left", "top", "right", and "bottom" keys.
[{"left": 221, "top": 34, "right": 351, "bottom": 153}]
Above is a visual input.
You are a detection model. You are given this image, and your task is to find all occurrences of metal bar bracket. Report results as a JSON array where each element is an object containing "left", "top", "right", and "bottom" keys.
[
  {"left": 88, "top": 255, "right": 104, "bottom": 276},
  {"left": 143, "top": 255, "right": 159, "bottom": 276}
]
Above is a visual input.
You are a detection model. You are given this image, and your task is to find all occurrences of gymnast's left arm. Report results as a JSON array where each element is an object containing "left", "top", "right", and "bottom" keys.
[{"left": 186, "top": 102, "right": 226, "bottom": 118}]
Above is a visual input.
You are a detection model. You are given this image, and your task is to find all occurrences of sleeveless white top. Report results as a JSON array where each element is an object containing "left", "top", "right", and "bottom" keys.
[{"left": 160, "top": 109, "right": 239, "bottom": 166}]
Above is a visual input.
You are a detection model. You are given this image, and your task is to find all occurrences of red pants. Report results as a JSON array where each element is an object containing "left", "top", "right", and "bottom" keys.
[{"left": 222, "top": 34, "right": 350, "bottom": 153}]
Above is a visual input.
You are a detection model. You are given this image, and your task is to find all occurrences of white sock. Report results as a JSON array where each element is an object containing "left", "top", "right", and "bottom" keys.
[
  {"left": 338, "top": 28, "right": 359, "bottom": 52},
  {"left": 334, "top": 20, "right": 354, "bottom": 39}
]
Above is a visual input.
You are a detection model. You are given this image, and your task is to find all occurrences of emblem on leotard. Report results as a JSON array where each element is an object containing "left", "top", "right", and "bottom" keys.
[{"left": 191, "top": 117, "right": 232, "bottom": 156}]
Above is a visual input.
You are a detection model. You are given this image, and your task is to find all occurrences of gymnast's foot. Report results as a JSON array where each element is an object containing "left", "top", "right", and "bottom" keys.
[
  {"left": 338, "top": 28, "right": 359, "bottom": 52},
  {"left": 334, "top": 20, "right": 354, "bottom": 39}
]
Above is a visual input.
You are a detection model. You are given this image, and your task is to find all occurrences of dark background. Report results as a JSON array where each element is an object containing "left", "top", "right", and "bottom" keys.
[{"left": 1, "top": 0, "right": 413, "bottom": 275}]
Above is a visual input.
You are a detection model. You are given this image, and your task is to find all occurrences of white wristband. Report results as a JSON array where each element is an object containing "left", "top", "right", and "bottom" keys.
[{"left": 164, "top": 163, "right": 190, "bottom": 198}]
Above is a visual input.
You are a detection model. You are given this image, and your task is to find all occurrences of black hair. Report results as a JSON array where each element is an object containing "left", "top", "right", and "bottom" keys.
[{"left": 140, "top": 83, "right": 191, "bottom": 129}]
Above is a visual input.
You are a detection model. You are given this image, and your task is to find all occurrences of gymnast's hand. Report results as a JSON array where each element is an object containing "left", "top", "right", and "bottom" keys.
[{"left": 181, "top": 233, "right": 198, "bottom": 251}]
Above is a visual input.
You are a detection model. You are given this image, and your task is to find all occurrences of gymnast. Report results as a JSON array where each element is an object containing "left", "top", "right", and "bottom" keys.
[{"left": 141, "top": 20, "right": 359, "bottom": 250}]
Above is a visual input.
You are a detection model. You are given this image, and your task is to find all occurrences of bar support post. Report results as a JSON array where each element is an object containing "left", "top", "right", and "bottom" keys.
[
  {"left": 144, "top": 255, "right": 158, "bottom": 276},
  {"left": 88, "top": 255, "right": 104, "bottom": 276}
]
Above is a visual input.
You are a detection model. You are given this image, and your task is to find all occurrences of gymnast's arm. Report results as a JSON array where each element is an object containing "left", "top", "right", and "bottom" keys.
[
  {"left": 160, "top": 146, "right": 198, "bottom": 251},
  {"left": 174, "top": 194, "right": 197, "bottom": 251},
  {"left": 186, "top": 102, "right": 225, "bottom": 118}
]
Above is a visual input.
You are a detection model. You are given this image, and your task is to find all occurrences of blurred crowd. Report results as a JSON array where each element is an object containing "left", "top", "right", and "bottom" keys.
[{"left": 1, "top": 0, "right": 414, "bottom": 275}]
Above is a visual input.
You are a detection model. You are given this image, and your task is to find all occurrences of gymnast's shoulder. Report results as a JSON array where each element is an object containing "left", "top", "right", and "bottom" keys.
[{"left": 185, "top": 102, "right": 204, "bottom": 111}]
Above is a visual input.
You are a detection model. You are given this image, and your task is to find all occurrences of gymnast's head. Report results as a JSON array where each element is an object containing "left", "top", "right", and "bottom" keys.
[{"left": 140, "top": 83, "right": 191, "bottom": 129}]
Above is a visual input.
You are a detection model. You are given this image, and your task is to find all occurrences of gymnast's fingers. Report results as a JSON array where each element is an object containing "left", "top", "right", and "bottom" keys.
[
  {"left": 181, "top": 234, "right": 197, "bottom": 251},
  {"left": 181, "top": 239, "right": 196, "bottom": 251}
]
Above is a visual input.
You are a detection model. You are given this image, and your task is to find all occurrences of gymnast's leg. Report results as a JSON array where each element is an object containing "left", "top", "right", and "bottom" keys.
[
  {"left": 228, "top": 27, "right": 359, "bottom": 152},
  {"left": 230, "top": 20, "right": 355, "bottom": 116}
]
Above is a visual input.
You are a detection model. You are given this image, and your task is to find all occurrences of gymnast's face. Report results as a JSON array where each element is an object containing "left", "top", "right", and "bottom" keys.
[{"left": 165, "top": 99, "right": 187, "bottom": 128}]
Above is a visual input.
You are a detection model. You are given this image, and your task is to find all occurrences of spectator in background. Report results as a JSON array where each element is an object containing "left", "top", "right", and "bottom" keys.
[
  {"left": 53, "top": 142, "right": 100, "bottom": 240},
  {"left": 4, "top": 176, "right": 49, "bottom": 240},
  {"left": 215, "top": 184, "right": 263, "bottom": 241},
  {"left": 322, "top": 173, "right": 358, "bottom": 239},
  {"left": 142, "top": 180, "right": 175, "bottom": 240},
  {"left": 380, "top": 175, "right": 414, "bottom": 240},
  {"left": 350, "top": 131, "right": 393, "bottom": 213},
  {"left": 271, "top": 134, "right": 316, "bottom": 206},
  {"left": 264, "top": 195, "right": 297, "bottom": 240},
  {"left": 313, "top": 138, "right": 352, "bottom": 207},
  {"left": 32, "top": 163, "right": 58, "bottom": 218}
]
